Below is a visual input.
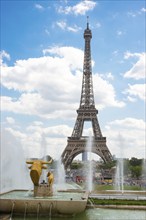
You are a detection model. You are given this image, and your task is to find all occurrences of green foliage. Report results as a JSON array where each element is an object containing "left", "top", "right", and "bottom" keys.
[
  {"left": 69, "top": 157, "right": 144, "bottom": 180},
  {"left": 93, "top": 184, "right": 143, "bottom": 191},
  {"left": 130, "top": 165, "right": 142, "bottom": 179},
  {"left": 99, "top": 157, "right": 143, "bottom": 180},
  {"left": 70, "top": 162, "right": 83, "bottom": 169},
  {"left": 129, "top": 157, "right": 142, "bottom": 166},
  {"left": 99, "top": 160, "right": 116, "bottom": 169}
]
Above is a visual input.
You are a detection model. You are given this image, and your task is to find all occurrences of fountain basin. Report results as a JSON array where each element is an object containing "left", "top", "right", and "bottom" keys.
[{"left": 0, "top": 189, "right": 89, "bottom": 216}]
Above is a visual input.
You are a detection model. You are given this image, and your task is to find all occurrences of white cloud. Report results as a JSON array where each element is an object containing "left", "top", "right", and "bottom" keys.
[
  {"left": 35, "top": 4, "right": 44, "bottom": 11},
  {"left": 6, "top": 117, "right": 15, "bottom": 124},
  {"left": 100, "top": 72, "right": 114, "bottom": 80},
  {"left": 0, "top": 50, "right": 10, "bottom": 66},
  {"left": 112, "top": 50, "right": 119, "bottom": 56},
  {"left": 127, "top": 8, "right": 145, "bottom": 17},
  {"left": 56, "top": 21, "right": 67, "bottom": 30},
  {"left": 123, "top": 52, "right": 145, "bottom": 102},
  {"left": 116, "top": 30, "right": 126, "bottom": 37},
  {"left": 126, "top": 96, "right": 136, "bottom": 102},
  {"left": 105, "top": 118, "right": 145, "bottom": 158},
  {"left": 93, "top": 74, "right": 125, "bottom": 109},
  {"left": 1, "top": 93, "right": 48, "bottom": 116},
  {"left": 1, "top": 94, "right": 77, "bottom": 119},
  {"left": 1, "top": 114, "right": 145, "bottom": 176},
  {"left": 95, "top": 22, "right": 101, "bottom": 28},
  {"left": 45, "top": 29, "right": 50, "bottom": 36},
  {"left": 43, "top": 46, "right": 84, "bottom": 70},
  {"left": 124, "top": 83, "right": 146, "bottom": 101},
  {"left": 117, "top": 30, "right": 123, "bottom": 36},
  {"left": 141, "top": 8, "right": 146, "bottom": 12},
  {"left": 127, "top": 11, "right": 137, "bottom": 17},
  {"left": 108, "top": 117, "right": 145, "bottom": 129},
  {"left": 57, "top": 0, "right": 96, "bottom": 15},
  {"left": 106, "top": 72, "right": 114, "bottom": 80},
  {"left": 2, "top": 122, "right": 72, "bottom": 159},
  {"left": 1, "top": 46, "right": 125, "bottom": 119},
  {"left": 55, "top": 20, "right": 82, "bottom": 32},
  {"left": 31, "top": 121, "right": 44, "bottom": 126},
  {"left": 67, "top": 25, "right": 82, "bottom": 32},
  {"left": 123, "top": 52, "right": 145, "bottom": 80}
]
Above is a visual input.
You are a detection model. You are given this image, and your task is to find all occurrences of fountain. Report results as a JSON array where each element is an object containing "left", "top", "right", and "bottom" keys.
[
  {"left": 26, "top": 159, "right": 53, "bottom": 197},
  {"left": 115, "top": 158, "right": 124, "bottom": 193},
  {"left": 0, "top": 130, "right": 32, "bottom": 193},
  {"left": 85, "top": 135, "right": 93, "bottom": 192},
  {"left": 1, "top": 133, "right": 145, "bottom": 219},
  {"left": 0, "top": 157, "right": 89, "bottom": 217},
  {"left": 114, "top": 134, "right": 124, "bottom": 193},
  {"left": 55, "top": 157, "right": 66, "bottom": 190},
  {"left": 141, "top": 158, "right": 146, "bottom": 189}
]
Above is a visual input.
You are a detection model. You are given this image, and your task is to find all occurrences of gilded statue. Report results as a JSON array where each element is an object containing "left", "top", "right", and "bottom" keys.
[{"left": 26, "top": 159, "right": 52, "bottom": 186}]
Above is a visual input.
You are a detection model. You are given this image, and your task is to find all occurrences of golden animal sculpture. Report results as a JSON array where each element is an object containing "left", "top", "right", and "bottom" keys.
[
  {"left": 47, "top": 172, "right": 54, "bottom": 187},
  {"left": 26, "top": 159, "right": 52, "bottom": 186}
]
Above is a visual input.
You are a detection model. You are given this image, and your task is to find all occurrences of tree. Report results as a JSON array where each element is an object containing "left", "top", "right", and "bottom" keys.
[
  {"left": 129, "top": 157, "right": 142, "bottom": 167},
  {"left": 130, "top": 165, "right": 142, "bottom": 179}
]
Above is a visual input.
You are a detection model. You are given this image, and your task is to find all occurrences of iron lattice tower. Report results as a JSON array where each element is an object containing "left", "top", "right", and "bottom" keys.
[{"left": 62, "top": 21, "right": 112, "bottom": 169}]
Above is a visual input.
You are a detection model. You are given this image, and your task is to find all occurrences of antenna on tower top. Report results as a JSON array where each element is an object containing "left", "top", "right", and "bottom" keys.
[{"left": 87, "top": 16, "right": 89, "bottom": 29}]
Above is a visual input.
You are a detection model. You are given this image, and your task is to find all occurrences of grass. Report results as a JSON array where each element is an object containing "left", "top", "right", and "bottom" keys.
[
  {"left": 93, "top": 184, "right": 145, "bottom": 191},
  {"left": 87, "top": 184, "right": 146, "bottom": 206}
]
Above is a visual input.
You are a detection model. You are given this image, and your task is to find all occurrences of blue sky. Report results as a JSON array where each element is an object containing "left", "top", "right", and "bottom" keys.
[{"left": 1, "top": 0, "right": 146, "bottom": 161}]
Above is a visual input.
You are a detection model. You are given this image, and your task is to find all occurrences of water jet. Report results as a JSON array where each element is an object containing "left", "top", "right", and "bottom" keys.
[{"left": 0, "top": 158, "right": 89, "bottom": 217}]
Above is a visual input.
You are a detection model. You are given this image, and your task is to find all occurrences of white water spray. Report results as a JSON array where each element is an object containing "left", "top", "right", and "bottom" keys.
[
  {"left": 115, "top": 158, "right": 124, "bottom": 193},
  {"left": 85, "top": 135, "right": 93, "bottom": 192},
  {"left": 115, "top": 134, "right": 124, "bottom": 193},
  {"left": 53, "top": 151, "right": 66, "bottom": 191},
  {"left": 1, "top": 129, "right": 32, "bottom": 193},
  {"left": 142, "top": 158, "right": 146, "bottom": 189}
]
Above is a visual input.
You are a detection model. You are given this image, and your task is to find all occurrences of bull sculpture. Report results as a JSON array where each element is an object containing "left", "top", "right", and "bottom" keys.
[
  {"left": 47, "top": 171, "right": 54, "bottom": 187},
  {"left": 26, "top": 159, "right": 52, "bottom": 186}
]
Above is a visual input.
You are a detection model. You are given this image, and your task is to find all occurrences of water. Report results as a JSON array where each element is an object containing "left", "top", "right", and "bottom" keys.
[
  {"left": 0, "top": 190, "right": 84, "bottom": 201},
  {"left": 24, "top": 203, "right": 28, "bottom": 219},
  {"left": 115, "top": 134, "right": 124, "bottom": 193},
  {"left": 11, "top": 208, "right": 146, "bottom": 220},
  {"left": 54, "top": 158, "right": 66, "bottom": 190},
  {"left": 115, "top": 158, "right": 124, "bottom": 193},
  {"left": 85, "top": 135, "right": 93, "bottom": 192},
  {"left": 141, "top": 158, "right": 146, "bottom": 191},
  {"left": 0, "top": 129, "right": 32, "bottom": 193}
]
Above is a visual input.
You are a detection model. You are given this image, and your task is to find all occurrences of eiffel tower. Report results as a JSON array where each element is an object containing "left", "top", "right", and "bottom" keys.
[{"left": 62, "top": 20, "right": 112, "bottom": 169}]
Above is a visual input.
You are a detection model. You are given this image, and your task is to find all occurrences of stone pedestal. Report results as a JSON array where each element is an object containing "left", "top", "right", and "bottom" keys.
[{"left": 34, "top": 184, "right": 53, "bottom": 197}]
